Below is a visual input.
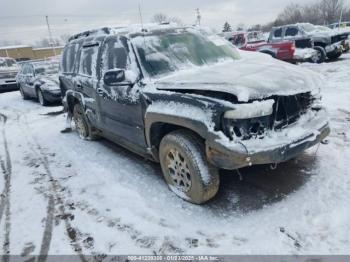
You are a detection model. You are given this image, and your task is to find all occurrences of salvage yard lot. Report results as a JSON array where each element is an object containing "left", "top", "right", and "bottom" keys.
[{"left": 0, "top": 53, "right": 349, "bottom": 256}]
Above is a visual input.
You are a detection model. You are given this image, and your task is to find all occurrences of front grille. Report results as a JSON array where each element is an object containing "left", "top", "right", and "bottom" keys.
[
  {"left": 272, "top": 92, "right": 313, "bottom": 130},
  {"left": 222, "top": 92, "right": 314, "bottom": 141},
  {"left": 331, "top": 34, "right": 348, "bottom": 44}
]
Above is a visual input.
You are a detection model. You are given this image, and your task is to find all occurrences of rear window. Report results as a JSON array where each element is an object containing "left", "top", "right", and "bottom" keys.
[
  {"left": 274, "top": 28, "right": 282, "bottom": 38},
  {"left": 285, "top": 27, "right": 298, "bottom": 37},
  {"left": 61, "top": 44, "right": 79, "bottom": 73}
]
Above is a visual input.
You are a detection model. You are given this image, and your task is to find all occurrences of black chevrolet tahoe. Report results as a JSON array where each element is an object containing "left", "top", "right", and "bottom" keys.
[{"left": 59, "top": 25, "right": 330, "bottom": 204}]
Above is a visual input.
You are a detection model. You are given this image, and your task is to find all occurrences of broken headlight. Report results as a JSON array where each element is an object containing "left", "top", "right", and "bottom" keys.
[{"left": 222, "top": 100, "right": 275, "bottom": 140}]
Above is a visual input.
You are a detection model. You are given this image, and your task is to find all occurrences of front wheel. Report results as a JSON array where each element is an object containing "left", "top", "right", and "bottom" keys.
[
  {"left": 37, "top": 88, "right": 48, "bottom": 106},
  {"left": 309, "top": 47, "right": 326, "bottom": 63},
  {"left": 159, "top": 130, "right": 220, "bottom": 204}
]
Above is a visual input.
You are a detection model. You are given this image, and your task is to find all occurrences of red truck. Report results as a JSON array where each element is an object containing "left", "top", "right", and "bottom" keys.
[
  {"left": 224, "top": 31, "right": 296, "bottom": 62},
  {"left": 223, "top": 31, "right": 317, "bottom": 63}
]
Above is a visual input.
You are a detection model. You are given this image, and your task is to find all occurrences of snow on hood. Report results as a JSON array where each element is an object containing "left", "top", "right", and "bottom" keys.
[
  {"left": 37, "top": 74, "right": 60, "bottom": 91},
  {"left": 298, "top": 23, "right": 348, "bottom": 38},
  {"left": 155, "top": 51, "right": 323, "bottom": 102}
]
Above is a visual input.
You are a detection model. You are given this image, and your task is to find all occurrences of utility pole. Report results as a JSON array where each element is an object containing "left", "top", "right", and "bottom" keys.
[
  {"left": 338, "top": 7, "right": 344, "bottom": 30},
  {"left": 195, "top": 8, "right": 201, "bottom": 26},
  {"left": 45, "top": 15, "right": 57, "bottom": 57}
]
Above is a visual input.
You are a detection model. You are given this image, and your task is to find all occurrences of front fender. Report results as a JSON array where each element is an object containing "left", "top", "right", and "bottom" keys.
[
  {"left": 144, "top": 101, "right": 221, "bottom": 156},
  {"left": 63, "top": 90, "right": 85, "bottom": 113}
]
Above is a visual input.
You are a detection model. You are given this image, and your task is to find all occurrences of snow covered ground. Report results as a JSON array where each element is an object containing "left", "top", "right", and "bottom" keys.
[{"left": 0, "top": 53, "right": 349, "bottom": 257}]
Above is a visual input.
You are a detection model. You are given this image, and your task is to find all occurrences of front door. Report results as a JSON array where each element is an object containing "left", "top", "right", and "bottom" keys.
[{"left": 96, "top": 36, "right": 147, "bottom": 151}]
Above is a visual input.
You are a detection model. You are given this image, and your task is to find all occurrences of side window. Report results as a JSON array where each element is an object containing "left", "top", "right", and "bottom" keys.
[
  {"left": 28, "top": 65, "right": 34, "bottom": 75},
  {"left": 62, "top": 44, "right": 79, "bottom": 73},
  {"left": 22, "top": 65, "right": 29, "bottom": 75},
  {"left": 285, "top": 27, "right": 298, "bottom": 37},
  {"left": 78, "top": 44, "right": 100, "bottom": 77},
  {"left": 101, "top": 37, "right": 129, "bottom": 75},
  {"left": 273, "top": 28, "right": 282, "bottom": 38}
]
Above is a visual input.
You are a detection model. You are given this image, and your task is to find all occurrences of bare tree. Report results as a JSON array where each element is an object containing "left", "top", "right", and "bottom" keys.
[
  {"left": 319, "top": 0, "right": 345, "bottom": 24},
  {"left": 277, "top": 3, "right": 304, "bottom": 24},
  {"left": 151, "top": 13, "right": 183, "bottom": 25},
  {"left": 152, "top": 13, "right": 169, "bottom": 24}
]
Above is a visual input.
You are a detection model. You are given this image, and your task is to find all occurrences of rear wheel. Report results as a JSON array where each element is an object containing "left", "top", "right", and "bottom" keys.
[
  {"left": 73, "top": 103, "right": 97, "bottom": 140},
  {"left": 309, "top": 47, "right": 326, "bottom": 63},
  {"left": 159, "top": 130, "right": 220, "bottom": 204},
  {"left": 37, "top": 88, "right": 48, "bottom": 106}
]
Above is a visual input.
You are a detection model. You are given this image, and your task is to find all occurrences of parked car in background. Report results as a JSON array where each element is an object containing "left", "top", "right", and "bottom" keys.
[
  {"left": 16, "top": 59, "right": 61, "bottom": 106},
  {"left": 329, "top": 21, "right": 350, "bottom": 30},
  {"left": 0, "top": 57, "right": 20, "bottom": 92},
  {"left": 224, "top": 31, "right": 316, "bottom": 63},
  {"left": 269, "top": 23, "right": 349, "bottom": 63},
  {"left": 59, "top": 25, "right": 330, "bottom": 204}
]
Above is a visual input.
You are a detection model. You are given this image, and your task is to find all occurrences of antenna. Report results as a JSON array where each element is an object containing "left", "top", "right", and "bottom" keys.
[
  {"left": 195, "top": 8, "right": 201, "bottom": 26},
  {"left": 138, "top": 1, "right": 145, "bottom": 32},
  {"left": 45, "top": 15, "right": 57, "bottom": 56}
]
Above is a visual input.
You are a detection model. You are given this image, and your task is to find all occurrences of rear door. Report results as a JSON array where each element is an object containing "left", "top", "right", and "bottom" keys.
[
  {"left": 96, "top": 35, "right": 147, "bottom": 151},
  {"left": 75, "top": 39, "right": 102, "bottom": 128}
]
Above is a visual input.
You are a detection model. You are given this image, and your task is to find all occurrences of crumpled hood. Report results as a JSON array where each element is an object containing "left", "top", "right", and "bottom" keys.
[{"left": 155, "top": 51, "right": 322, "bottom": 102}]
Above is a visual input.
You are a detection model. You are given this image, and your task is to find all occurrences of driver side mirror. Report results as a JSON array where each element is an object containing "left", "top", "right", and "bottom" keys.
[{"left": 103, "top": 69, "right": 131, "bottom": 86}]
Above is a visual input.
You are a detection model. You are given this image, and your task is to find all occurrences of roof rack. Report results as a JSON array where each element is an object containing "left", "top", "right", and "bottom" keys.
[{"left": 68, "top": 27, "right": 112, "bottom": 42}]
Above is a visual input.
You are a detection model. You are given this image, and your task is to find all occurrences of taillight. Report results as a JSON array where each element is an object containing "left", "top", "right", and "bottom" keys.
[{"left": 291, "top": 42, "right": 296, "bottom": 53}]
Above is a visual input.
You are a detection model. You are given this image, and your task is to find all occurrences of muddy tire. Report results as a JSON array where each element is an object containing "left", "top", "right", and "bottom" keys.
[
  {"left": 309, "top": 47, "right": 326, "bottom": 64},
  {"left": 37, "top": 88, "right": 48, "bottom": 106},
  {"left": 73, "top": 103, "right": 97, "bottom": 140},
  {"left": 159, "top": 130, "right": 220, "bottom": 204}
]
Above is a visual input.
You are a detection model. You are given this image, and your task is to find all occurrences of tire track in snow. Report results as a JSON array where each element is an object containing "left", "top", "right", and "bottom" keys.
[
  {"left": 16, "top": 112, "right": 87, "bottom": 262},
  {"left": 0, "top": 112, "right": 12, "bottom": 258}
]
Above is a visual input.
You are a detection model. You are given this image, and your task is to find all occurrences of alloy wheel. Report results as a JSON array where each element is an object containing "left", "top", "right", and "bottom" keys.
[{"left": 165, "top": 148, "right": 192, "bottom": 192}]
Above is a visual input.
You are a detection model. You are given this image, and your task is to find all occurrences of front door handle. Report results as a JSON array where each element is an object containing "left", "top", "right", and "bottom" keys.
[{"left": 76, "top": 84, "right": 82, "bottom": 89}]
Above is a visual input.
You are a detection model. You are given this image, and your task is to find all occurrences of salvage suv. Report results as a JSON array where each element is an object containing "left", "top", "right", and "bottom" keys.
[{"left": 59, "top": 25, "right": 330, "bottom": 204}]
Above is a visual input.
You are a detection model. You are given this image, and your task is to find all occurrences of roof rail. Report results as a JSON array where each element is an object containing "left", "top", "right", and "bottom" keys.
[{"left": 68, "top": 27, "right": 112, "bottom": 42}]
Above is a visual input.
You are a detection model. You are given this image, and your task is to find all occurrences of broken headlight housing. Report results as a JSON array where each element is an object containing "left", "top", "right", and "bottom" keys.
[{"left": 222, "top": 100, "right": 275, "bottom": 140}]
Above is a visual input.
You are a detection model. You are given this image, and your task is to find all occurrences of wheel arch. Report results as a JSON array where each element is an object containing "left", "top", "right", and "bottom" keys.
[
  {"left": 65, "top": 90, "right": 85, "bottom": 114},
  {"left": 145, "top": 113, "right": 212, "bottom": 162},
  {"left": 259, "top": 50, "right": 276, "bottom": 58}
]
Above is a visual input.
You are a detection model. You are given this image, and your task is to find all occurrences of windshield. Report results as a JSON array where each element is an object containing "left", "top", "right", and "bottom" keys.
[
  {"left": 0, "top": 58, "right": 16, "bottom": 68},
  {"left": 34, "top": 61, "right": 59, "bottom": 75},
  {"left": 131, "top": 29, "right": 240, "bottom": 77},
  {"left": 300, "top": 23, "right": 317, "bottom": 32}
]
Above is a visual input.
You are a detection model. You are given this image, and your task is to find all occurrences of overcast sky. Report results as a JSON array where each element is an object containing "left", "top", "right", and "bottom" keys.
[{"left": 0, "top": 0, "right": 349, "bottom": 45}]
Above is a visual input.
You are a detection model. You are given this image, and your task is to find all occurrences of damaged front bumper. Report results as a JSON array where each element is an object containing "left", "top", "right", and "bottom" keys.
[
  {"left": 206, "top": 108, "right": 330, "bottom": 170},
  {"left": 325, "top": 42, "right": 343, "bottom": 54}
]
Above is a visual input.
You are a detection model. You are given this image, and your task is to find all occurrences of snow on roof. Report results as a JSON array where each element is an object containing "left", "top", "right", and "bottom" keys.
[
  {"left": 69, "top": 23, "right": 187, "bottom": 42},
  {"left": 0, "top": 45, "right": 30, "bottom": 50}
]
